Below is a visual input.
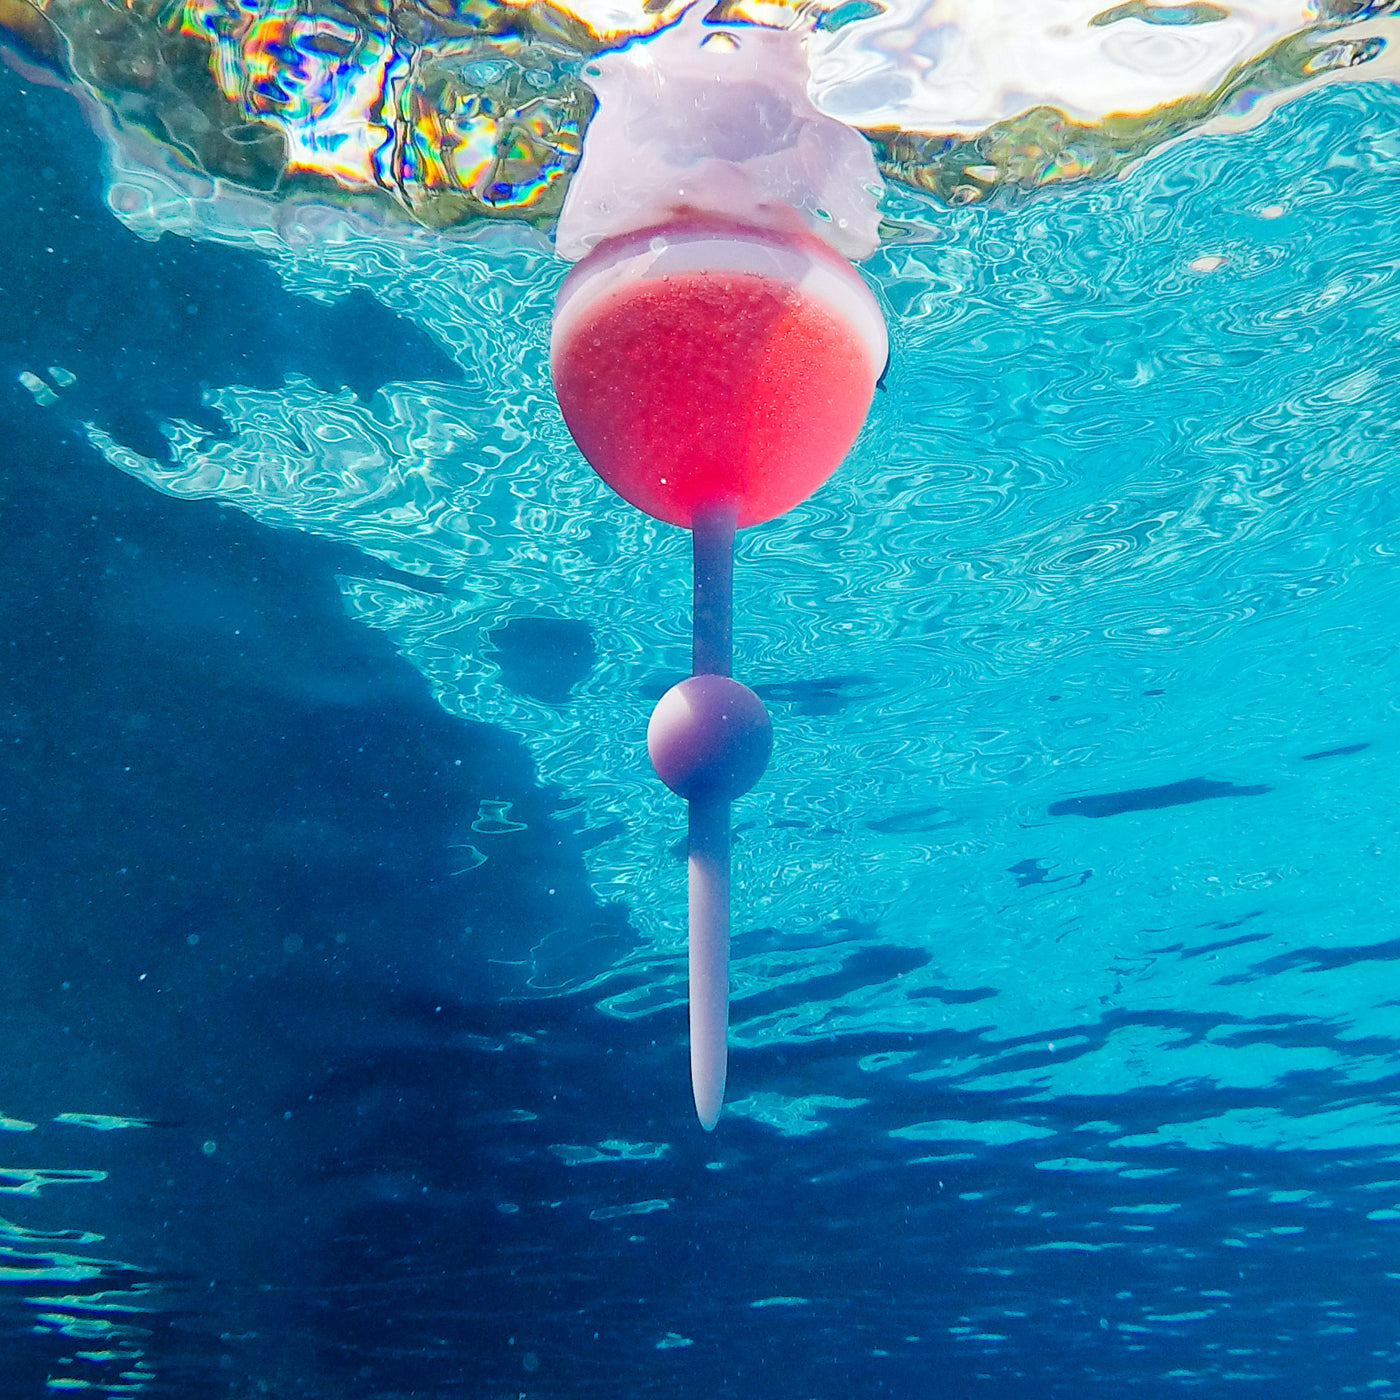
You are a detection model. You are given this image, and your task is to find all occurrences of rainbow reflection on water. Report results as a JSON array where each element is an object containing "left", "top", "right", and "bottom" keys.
[{"left": 6, "top": 0, "right": 1398, "bottom": 239}]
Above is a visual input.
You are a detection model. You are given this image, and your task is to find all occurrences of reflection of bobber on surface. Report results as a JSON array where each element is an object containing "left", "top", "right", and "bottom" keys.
[{"left": 548, "top": 6, "right": 888, "bottom": 1128}]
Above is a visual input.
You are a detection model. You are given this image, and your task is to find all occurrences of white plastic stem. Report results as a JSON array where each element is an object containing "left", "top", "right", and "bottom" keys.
[
  {"left": 688, "top": 793, "right": 730, "bottom": 1131},
  {"left": 689, "top": 505, "right": 736, "bottom": 1130}
]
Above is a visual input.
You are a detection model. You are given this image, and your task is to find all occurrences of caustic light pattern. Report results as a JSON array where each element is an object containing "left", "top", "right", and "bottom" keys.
[{"left": 78, "top": 82, "right": 1400, "bottom": 1161}]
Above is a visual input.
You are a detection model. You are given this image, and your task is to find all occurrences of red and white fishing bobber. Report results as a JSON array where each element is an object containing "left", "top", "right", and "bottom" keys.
[{"left": 549, "top": 6, "right": 888, "bottom": 1129}]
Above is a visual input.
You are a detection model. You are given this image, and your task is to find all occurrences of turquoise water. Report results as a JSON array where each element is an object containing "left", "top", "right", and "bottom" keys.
[{"left": 4, "top": 53, "right": 1400, "bottom": 1399}]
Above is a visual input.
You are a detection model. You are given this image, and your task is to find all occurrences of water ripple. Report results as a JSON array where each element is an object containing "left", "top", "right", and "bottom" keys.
[{"left": 77, "top": 80, "right": 1400, "bottom": 1143}]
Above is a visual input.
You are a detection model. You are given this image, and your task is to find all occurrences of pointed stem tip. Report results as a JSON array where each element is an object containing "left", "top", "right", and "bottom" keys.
[{"left": 688, "top": 794, "right": 730, "bottom": 1129}]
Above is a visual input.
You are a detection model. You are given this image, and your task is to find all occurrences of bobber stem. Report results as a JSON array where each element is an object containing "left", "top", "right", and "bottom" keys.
[
  {"left": 692, "top": 504, "right": 736, "bottom": 678},
  {"left": 688, "top": 794, "right": 729, "bottom": 1130},
  {"left": 688, "top": 502, "right": 737, "bottom": 1129}
]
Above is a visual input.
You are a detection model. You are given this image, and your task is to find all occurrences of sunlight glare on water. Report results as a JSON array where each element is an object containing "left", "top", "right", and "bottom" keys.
[{"left": 23, "top": 0, "right": 1400, "bottom": 233}]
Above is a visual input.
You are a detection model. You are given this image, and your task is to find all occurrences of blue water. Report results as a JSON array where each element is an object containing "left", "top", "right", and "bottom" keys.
[{"left": 4, "top": 51, "right": 1400, "bottom": 1400}]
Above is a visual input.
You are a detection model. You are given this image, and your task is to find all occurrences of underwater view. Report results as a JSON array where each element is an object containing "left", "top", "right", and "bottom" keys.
[{"left": 4, "top": 0, "right": 1400, "bottom": 1394}]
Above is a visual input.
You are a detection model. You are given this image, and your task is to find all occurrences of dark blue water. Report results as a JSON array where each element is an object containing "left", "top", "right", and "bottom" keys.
[{"left": 4, "top": 52, "right": 1400, "bottom": 1400}]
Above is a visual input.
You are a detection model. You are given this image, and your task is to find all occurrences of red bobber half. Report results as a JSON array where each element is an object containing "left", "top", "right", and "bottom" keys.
[{"left": 550, "top": 215, "right": 888, "bottom": 529}]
